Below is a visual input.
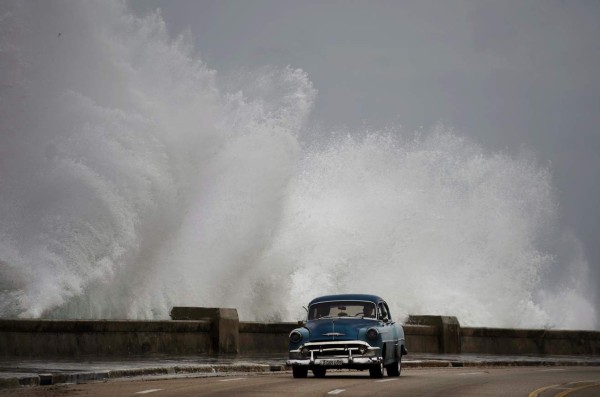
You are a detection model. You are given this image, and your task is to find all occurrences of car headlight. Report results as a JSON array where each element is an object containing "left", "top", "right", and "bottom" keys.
[
  {"left": 301, "top": 347, "right": 311, "bottom": 358},
  {"left": 366, "top": 328, "right": 379, "bottom": 341},
  {"left": 289, "top": 330, "right": 303, "bottom": 343}
]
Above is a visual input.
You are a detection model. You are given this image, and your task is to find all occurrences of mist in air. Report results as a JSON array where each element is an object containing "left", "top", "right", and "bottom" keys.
[{"left": 0, "top": 1, "right": 596, "bottom": 329}]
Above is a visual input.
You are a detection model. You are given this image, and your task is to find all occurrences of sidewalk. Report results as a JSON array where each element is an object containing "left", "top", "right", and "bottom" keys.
[
  {"left": 402, "top": 353, "right": 600, "bottom": 368},
  {"left": 1, "top": 354, "right": 599, "bottom": 389},
  {"left": 0, "top": 355, "right": 282, "bottom": 389}
]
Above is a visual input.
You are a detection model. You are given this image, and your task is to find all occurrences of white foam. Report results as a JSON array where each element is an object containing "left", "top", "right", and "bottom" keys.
[{"left": 0, "top": 1, "right": 595, "bottom": 329}]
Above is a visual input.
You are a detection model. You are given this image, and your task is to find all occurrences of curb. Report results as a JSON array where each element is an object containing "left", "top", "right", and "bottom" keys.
[
  {"left": 403, "top": 360, "right": 600, "bottom": 368},
  {"left": 0, "top": 374, "right": 40, "bottom": 389},
  {"left": 0, "top": 363, "right": 281, "bottom": 390},
  {"left": 404, "top": 360, "right": 454, "bottom": 368}
]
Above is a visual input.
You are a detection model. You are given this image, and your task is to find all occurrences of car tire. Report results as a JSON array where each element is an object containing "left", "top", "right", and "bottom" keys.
[
  {"left": 312, "top": 368, "right": 327, "bottom": 378},
  {"left": 292, "top": 366, "right": 308, "bottom": 378},
  {"left": 369, "top": 362, "right": 384, "bottom": 378},
  {"left": 386, "top": 355, "right": 401, "bottom": 377}
]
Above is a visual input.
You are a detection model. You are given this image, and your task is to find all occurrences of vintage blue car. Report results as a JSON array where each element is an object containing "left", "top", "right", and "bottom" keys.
[{"left": 287, "top": 294, "right": 407, "bottom": 378}]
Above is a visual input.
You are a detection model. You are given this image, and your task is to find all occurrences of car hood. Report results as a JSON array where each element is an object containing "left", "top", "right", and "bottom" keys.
[{"left": 305, "top": 318, "right": 377, "bottom": 342}]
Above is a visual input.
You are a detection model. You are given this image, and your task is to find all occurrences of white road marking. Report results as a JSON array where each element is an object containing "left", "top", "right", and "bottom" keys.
[
  {"left": 375, "top": 378, "right": 398, "bottom": 383},
  {"left": 539, "top": 369, "right": 566, "bottom": 372},
  {"left": 458, "top": 372, "right": 485, "bottom": 375},
  {"left": 135, "top": 389, "right": 162, "bottom": 395},
  {"left": 328, "top": 389, "right": 346, "bottom": 394},
  {"left": 218, "top": 378, "right": 247, "bottom": 382}
]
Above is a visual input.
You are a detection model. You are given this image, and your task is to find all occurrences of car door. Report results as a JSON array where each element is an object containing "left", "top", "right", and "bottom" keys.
[
  {"left": 378, "top": 301, "right": 395, "bottom": 363},
  {"left": 382, "top": 301, "right": 402, "bottom": 359}
]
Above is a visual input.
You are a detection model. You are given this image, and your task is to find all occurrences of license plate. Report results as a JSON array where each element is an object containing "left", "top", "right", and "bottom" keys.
[{"left": 320, "top": 359, "right": 344, "bottom": 366}]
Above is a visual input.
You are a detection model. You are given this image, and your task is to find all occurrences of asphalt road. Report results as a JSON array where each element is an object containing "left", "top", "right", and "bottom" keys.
[{"left": 3, "top": 366, "right": 600, "bottom": 397}]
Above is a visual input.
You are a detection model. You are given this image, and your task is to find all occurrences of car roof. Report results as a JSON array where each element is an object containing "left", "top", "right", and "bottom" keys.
[{"left": 308, "top": 294, "right": 383, "bottom": 306}]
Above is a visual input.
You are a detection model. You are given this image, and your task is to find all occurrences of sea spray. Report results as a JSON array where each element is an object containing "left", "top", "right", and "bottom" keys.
[
  {"left": 0, "top": 0, "right": 313, "bottom": 319},
  {"left": 270, "top": 130, "right": 594, "bottom": 328},
  {"left": 0, "top": 1, "right": 595, "bottom": 329}
]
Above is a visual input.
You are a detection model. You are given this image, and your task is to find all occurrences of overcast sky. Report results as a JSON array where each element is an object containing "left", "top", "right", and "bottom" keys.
[{"left": 129, "top": 0, "right": 600, "bottom": 304}]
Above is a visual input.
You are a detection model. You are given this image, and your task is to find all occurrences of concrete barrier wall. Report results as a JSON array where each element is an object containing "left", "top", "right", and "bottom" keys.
[
  {"left": 407, "top": 315, "right": 460, "bottom": 353},
  {"left": 0, "top": 319, "right": 212, "bottom": 357},
  {"left": 404, "top": 324, "right": 439, "bottom": 354},
  {"left": 1, "top": 310, "right": 599, "bottom": 357},
  {"left": 461, "top": 327, "right": 600, "bottom": 356},
  {"left": 169, "top": 307, "right": 239, "bottom": 354},
  {"left": 239, "top": 322, "right": 298, "bottom": 354}
]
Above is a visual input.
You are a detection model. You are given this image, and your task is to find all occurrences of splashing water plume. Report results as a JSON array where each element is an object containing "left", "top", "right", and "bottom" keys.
[{"left": 0, "top": 1, "right": 596, "bottom": 329}]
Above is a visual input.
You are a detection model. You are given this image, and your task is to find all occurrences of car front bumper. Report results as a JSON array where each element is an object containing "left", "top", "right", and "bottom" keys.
[
  {"left": 287, "top": 340, "right": 382, "bottom": 368},
  {"left": 287, "top": 356, "right": 382, "bottom": 367}
]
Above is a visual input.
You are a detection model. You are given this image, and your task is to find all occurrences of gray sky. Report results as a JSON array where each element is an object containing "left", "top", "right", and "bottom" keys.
[{"left": 129, "top": 0, "right": 600, "bottom": 307}]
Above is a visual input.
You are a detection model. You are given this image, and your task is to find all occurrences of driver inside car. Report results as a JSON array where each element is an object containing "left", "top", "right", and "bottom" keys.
[{"left": 363, "top": 305, "right": 375, "bottom": 318}]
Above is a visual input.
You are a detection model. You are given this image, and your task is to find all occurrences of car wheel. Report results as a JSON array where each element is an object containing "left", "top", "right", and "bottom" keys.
[
  {"left": 312, "top": 367, "right": 327, "bottom": 378},
  {"left": 369, "top": 362, "right": 384, "bottom": 378},
  {"left": 292, "top": 366, "right": 308, "bottom": 378},
  {"left": 386, "top": 355, "right": 401, "bottom": 377}
]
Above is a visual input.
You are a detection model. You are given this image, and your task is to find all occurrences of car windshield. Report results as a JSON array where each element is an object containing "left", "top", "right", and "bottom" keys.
[{"left": 308, "top": 301, "right": 377, "bottom": 320}]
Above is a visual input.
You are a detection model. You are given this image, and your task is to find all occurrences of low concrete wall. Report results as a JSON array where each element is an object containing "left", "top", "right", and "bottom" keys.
[
  {"left": 407, "top": 315, "right": 461, "bottom": 353},
  {"left": 1, "top": 310, "right": 599, "bottom": 357},
  {"left": 461, "top": 327, "right": 600, "bottom": 356},
  {"left": 170, "top": 307, "right": 239, "bottom": 354},
  {"left": 404, "top": 324, "right": 439, "bottom": 354},
  {"left": 0, "top": 319, "right": 212, "bottom": 357},
  {"left": 239, "top": 322, "right": 298, "bottom": 354}
]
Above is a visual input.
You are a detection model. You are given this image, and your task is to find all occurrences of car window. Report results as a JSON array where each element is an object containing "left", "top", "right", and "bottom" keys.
[
  {"left": 308, "top": 301, "right": 377, "bottom": 320},
  {"left": 378, "top": 302, "right": 389, "bottom": 321},
  {"left": 383, "top": 302, "right": 392, "bottom": 320}
]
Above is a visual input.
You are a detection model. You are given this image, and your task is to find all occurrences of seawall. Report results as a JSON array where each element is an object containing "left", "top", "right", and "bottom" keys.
[{"left": 0, "top": 308, "right": 598, "bottom": 357}]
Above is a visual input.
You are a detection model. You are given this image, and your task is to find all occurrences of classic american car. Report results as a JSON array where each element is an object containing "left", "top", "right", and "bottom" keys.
[{"left": 287, "top": 294, "right": 407, "bottom": 378}]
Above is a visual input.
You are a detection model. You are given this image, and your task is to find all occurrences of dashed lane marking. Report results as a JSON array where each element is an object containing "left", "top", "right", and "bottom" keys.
[
  {"left": 218, "top": 378, "right": 247, "bottom": 382},
  {"left": 375, "top": 378, "right": 398, "bottom": 383},
  {"left": 328, "top": 389, "right": 346, "bottom": 394},
  {"left": 135, "top": 389, "right": 163, "bottom": 395}
]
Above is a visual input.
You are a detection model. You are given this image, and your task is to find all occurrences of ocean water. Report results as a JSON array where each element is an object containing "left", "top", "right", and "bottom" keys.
[{"left": 0, "top": 1, "right": 595, "bottom": 329}]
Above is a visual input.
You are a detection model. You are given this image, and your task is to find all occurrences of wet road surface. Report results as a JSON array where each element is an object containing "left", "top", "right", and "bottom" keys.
[{"left": 2, "top": 366, "right": 600, "bottom": 397}]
